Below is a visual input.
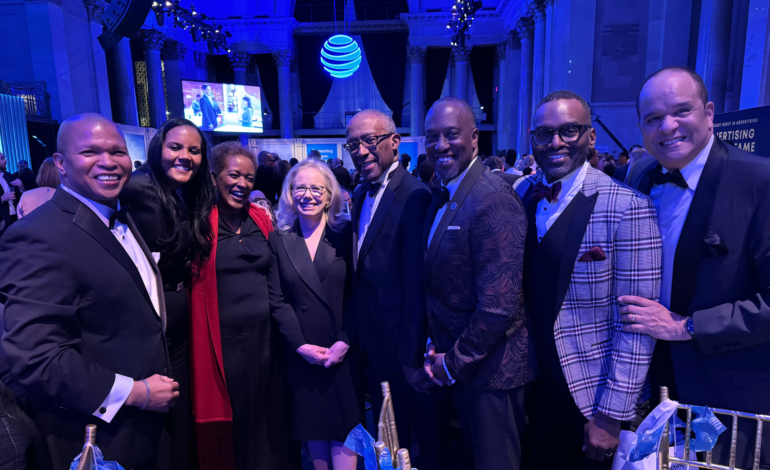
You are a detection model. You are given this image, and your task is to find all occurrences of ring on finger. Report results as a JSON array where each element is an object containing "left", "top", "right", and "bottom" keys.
[{"left": 632, "top": 314, "right": 636, "bottom": 323}]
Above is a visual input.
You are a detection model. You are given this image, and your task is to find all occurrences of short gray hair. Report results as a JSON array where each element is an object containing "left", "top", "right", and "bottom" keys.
[
  {"left": 276, "top": 159, "right": 346, "bottom": 233},
  {"left": 351, "top": 109, "right": 396, "bottom": 134}
]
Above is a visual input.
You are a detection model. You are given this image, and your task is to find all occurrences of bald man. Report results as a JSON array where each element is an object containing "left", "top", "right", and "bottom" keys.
[
  {"left": 0, "top": 114, "right": 177, "bottom": 469},
  {"left": 422, "top": 98, "right": 536, "bottom": 469}
]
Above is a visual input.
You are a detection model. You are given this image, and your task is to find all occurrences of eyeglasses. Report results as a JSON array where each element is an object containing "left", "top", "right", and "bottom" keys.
[
  {"left": 530, "top": 125, "right": 591, "bottom": 146},
  {"left": 292, "top": 185, "right": 327, "bottom": 197},
  {"left": 343, "top": 133, "right": 393, "bottom": 153}
]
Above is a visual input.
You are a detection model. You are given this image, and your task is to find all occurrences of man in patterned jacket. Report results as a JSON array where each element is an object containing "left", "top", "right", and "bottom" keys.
[
  {"left": 513, "top": 90, "right": 662, "bottom": 468},
  {"left": 422, "top": 97, "right": 538, "bottom": 470}
]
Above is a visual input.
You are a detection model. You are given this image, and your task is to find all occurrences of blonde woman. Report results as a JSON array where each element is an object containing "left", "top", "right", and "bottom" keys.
[
  {"left": 267, "top": 159, "right": 362, "bottom": 470},
  {"left": 16, "top": 158, "right": 60, "bottom": 218}
]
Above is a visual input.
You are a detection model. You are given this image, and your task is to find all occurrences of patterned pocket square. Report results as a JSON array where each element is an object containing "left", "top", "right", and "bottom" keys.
[
  {"left": 447, "top": 226, "right": 462, "bottom": 230},
  {"left": 704, "top": 230, "right": 729, "bottom": 257},
  {"left": 578, "top": 246, "right": 607, "bottom": 262}
]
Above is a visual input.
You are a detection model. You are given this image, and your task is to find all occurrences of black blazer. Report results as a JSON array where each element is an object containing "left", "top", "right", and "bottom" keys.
[
  {"left": 268, "top": 221, "right": 352, "bottom": 352},
  {"left": 200, "top": 95, "right": 220, "bottom": 129},
  {"left": 351, "top": 164, "right": 432, "bottom": 373},
  {"left": 490, "top": 169, "right": 520, "bottom": 186},
  {"left": 0, "top": 189, "right": 170, "bottom": 469},
  {"left": 255, "top": 164, "right": 283, "bottom": 204},
  {"left": 627, "top": 137, "right": 770, "bottom": 415},
  {"left": 332, "top": 166, "right": 352, "bottom": 191}
]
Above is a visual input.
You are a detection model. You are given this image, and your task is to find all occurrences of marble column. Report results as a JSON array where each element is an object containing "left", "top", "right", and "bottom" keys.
[
  {"left": 228, "top": 52, "right": 250, "bottom": 85},
  {"left": 162, "top": 41, "right": 187, "bottom": 119},
  {"left": 516, "top": 17, "right": 535, "bottom": 156},
  {"left": 531, "top": 1, "right": 547, "bottom": 106},
  {"left": 695, "top": 0, "right": 733, "bottom": 113},
  {"left": 451, "top": 46, "right": 472, "bottom": 102},
  {"left": 407, "top": 46, "right": 427, "bottom": 137},
  {"left": 112, "top": 37, "right": 139, "bottom": 126},
  {"left": 194, "top": 52, "right": 209, "bottom": 81},
  {"left": 272, "top": 50, "right": 294, "bottom": 138},
  {"left": 140, "top": 29, "right": 167, "bottom": 128},
  {"left": 495, "top": 40, "right": 509, "bottom": 151},
  {"left": 507, "top": 32, "right": 522, "bottom": 152},
  {"left": 543, "top": 0, "right": 555, "bottom": 98}
]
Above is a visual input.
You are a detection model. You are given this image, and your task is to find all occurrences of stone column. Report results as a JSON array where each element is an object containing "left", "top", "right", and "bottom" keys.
[
  {"left": 140, "top": 29, "right": 166, "bottom": 128},
  {"left": 516, "top": 17, "right": 535, "bottom": 156},
  {"left": 543, "top": 0, "right": 555, "bottom": 98},
  {"left": 451, "top": 46, "right": 472, "bottom": 102},
  {"left": 507, "top": 32, "right": 522, "bottom": 152},
  {"left": 228, "top": 52, "right": 250, "bottom": 85},
  {"left": 695, "top": 0, "right": 733, "bottom": 113},
  {"left": 162, "top": 41, "right": 187, "bottom": 119},
  {"left": 194, "top": 52, "right": 209, "bottom": 81},
  {"left": 272, "top": 50, "right": 294, "bottom": 138},
  {"left": 112, "top": 38, "right": 139, "bottom": 126},
  {"left": 407, "top": 46, "right": 427, "bottom": 137},
  {"left": 531, "top": 1, "right": 547, "bottom": 106},
  {"left": 740, "top": 0, "right": 770, "bottom": 108},
  {"left": 495, "top": 40, "right": 508, "bottom": 151}
]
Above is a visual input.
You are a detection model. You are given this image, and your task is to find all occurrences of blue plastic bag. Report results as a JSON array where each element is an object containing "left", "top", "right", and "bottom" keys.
[
  {"left": 344, "top": 424, "right": 379, "bottom": 470},
  {"left": 689, "top": 406, "right": 727, "bottom": 452},
  {"left": 68, "top": 445, "right": 125, "bottom": 470}
]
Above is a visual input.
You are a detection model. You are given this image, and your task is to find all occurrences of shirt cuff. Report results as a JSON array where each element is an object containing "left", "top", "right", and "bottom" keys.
[
  {"left": 93, "top": 374, "right": 134, "bottom": 423},
  {"left": 443, "top": 359, "right": 456, "bottom": 384}
]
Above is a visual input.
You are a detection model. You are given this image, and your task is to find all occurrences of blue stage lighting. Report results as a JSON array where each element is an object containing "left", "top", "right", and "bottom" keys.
[{"left": 321, "top": 35, "right": 361, "bottom": 79}]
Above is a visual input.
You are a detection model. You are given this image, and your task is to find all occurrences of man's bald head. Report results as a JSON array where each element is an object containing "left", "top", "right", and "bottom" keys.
[
  {"left": 57, "top": 113, "right": 125, "bottom": 155},
  {"left": 426, "top": 97, "right": 476, "bottom": 130},
  {"left": 424, "top": 97, "right": 479, "bottom": 181}
]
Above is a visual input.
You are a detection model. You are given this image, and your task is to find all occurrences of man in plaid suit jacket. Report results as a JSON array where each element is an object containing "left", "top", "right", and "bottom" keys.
[{"left": 514, "top": 90, "right": 662, "bottom": 468}]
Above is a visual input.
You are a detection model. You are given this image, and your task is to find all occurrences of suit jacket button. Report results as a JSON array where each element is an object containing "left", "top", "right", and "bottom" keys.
[
  {"left": 100, "top": 407, "right": 107, "bottom": 414},
  {"left": 302, "top": 305, "right": 307, "bottom": 312}
]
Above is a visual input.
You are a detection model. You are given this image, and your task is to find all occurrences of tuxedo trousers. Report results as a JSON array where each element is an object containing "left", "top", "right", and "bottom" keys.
[{"left": 364, "top": 362, "right": 450, "bottom": 470}]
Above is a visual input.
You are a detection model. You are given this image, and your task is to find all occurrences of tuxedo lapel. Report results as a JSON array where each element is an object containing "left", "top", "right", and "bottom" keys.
[
  {"left": 125, "top": 211, "right": 166, "bottom": 330},
  {"left": 423, "top": 192, "right": 443, "bottom": 252},
  {"left": 314, "top": 229, "right": 337, "bottom": 283},
  {"left": 357, "top": 165, "right": 406, "bottom": 269},
  {"left": 555, "top": 191, "right": 598, "bottom": 314},
  {"left": 424, "top": 159, "right": 485, "bottom": 284},
  {"left": 283, "top": 228, "right": 332, "bottom": 310},
  {"left": 670, "top": 139, "right": 728, "bottom": 315},
  {"left": 352, "top": 189, "right": 365, "bottom": 272}
]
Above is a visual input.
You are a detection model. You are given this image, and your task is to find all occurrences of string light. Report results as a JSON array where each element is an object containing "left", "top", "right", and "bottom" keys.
[
  {"left": 447, "top": 0, "right": 482, "bottom": 47},
  {"left": 151, "top": 0, "right": 232, "bottom": 53}
]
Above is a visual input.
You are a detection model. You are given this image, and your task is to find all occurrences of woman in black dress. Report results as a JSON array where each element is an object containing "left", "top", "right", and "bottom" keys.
[
  {"left": 120, "top": 118, "right": 214, "bottom": 470},
  {"left": 189, "top": 142, "right": 289, "bottom": 470},
  {"left": 269, "top": 159, "right": 362, "bottom": 470}
]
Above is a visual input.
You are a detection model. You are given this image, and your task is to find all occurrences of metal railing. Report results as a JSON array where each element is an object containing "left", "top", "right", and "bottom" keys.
[
  {"left": 292, "top": 107, "right": 486, "bottom": 131},
  {"left": 2, "top": 83, "right": 52, "bottom": 119}
]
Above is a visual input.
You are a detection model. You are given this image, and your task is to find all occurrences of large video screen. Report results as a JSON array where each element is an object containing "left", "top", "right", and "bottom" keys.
[{"left": 182, "top": 80, "right": 263, "bottom": 133}]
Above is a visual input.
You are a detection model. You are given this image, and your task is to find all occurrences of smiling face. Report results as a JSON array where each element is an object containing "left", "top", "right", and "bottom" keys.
[
  {"left": 161, "top": 125, "right": 202, "bottom": 190},
  {"left": 424, "top": 99, "right": 478, "bottom": 182},
  {"left": 345, "top": 112, "right": 400, "bottom": 183},
  {"left": 638, "top": 70, "right": 714, "bottom": 170},
  {"left": 531, "top": 99, "right": 596, "bottom": 183},
  {"left": 292, "top": 168, "right": 329, "bottom": 223},
  {"left": 213, "top": 155, "right": 256, "bottom": 214},
  {"left": 53, "top": 115, "right": 132, "bottom": 206}
]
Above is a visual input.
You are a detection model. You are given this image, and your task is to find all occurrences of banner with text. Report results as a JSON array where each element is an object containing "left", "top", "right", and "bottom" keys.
[{"left": 713, "top": 105, "right": 770, "bottom": 156}]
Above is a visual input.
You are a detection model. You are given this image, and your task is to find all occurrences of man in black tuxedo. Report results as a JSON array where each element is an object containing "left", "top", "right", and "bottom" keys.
[
  {"left": 0, "top": 114, "right": 179, "bottom": 470},
  {"left": 624, "top": 67, "right": 770, "bottom": 468},
  {"left": 330, "top": 158, "right": 352, "bottom": 190},
  {"left": 0, "top": 152, "right": 17, "bottom": 236},
  {"left": 199, "top": 84, "right": 221, "bottom": 130},
  {"left": 254, "top": 150, "right": 283, "bottom": 203},
  {"left": 346, "top": 109, "right": 447, "bottom": 470}
]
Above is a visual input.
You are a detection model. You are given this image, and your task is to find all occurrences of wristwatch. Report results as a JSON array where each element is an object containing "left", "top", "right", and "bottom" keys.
[{"left": 685, "top": 317, "right": 695, "bottom": 337}]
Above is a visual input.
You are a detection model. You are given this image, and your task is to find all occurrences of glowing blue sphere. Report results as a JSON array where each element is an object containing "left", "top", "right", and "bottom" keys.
[{"left": 321, "top": 35, "right": 361, "bottom": 79}]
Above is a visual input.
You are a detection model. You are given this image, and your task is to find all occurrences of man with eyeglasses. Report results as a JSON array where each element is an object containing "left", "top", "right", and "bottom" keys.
[
  {"left": 626, "top": 67, "right": 770, "bottom": 468},
  {"left": 254, "top": 150, "right": 282, "bottom": 203},
  {"left": 513, "top": 90, "right": 661, "bottom": 468},
  {"left": 345, "top": 109, "right": 448, "bottom": 470}
]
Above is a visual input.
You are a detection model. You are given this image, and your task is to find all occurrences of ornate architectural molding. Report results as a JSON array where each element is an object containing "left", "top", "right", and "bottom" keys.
[
  {"left": 508, "top": 30, "right": 522, "bottom": 49},
  {"left": 228, "top": 52, "right": 250, "bottom": 69},
  {"left": 496, "top": 40, "right": 510, "bottom": 60},
  {"left": 84, "top": 0, "right": 108, "bottom": 23},
  {"left": 401, "top": 12, "right": 499, "bottom": 22},
  {"left": 295, "top": 20, "right": 405, "bottom": 34},
  {"left": 162, "top": 41, "right": 188, "bottom": 61},
  {"left": 451, "top": 45, "right": 472, "bottom": 63},
  {"left": 529, "top": 0, "right": 547, "bottom": 20},
  {"left": 272, "top": 50, "right": 293, "bottom": 67},
  {"left": 139, "top": 29, "right": 165, "bottom": 52},
  {"left": 406, "top": 46, "right": 427, "bottom": 64},
  {"left": 193, "top": 51, "right": 209, "bottom": 70},
  {"left": 515, "top": 16, "right": 534, "bottom": 39}
]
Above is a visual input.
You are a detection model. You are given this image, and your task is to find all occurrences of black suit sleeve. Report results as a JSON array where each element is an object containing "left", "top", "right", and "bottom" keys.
[
  {"left": 0, "top": 227, "right": 115, "bottom": 415},
  {"left": 397, "top": 186, "right": 432, "bottom": 369},
  {"left": 267, "top": 235, "right": 307, "bottom": 351}
]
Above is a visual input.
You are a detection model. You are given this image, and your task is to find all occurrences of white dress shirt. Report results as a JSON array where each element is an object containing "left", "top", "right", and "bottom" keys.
[
  {"left": 506, "top": 167, "right": 523, "bottom": 176},
  {"left": 61, "top": 184, "right": 161, "bottom": 423},
  {"left": 649, "top": 135, "right": 714, "bottom": 309},
  {"left": 427, "top": 157, "right": 478, "bottom": 247},
  {"left": 0, "top": 173, "right": 16, "bottom": 215},
  {"left": 358, "top": 161, "right": 401, "bottom": 254},
  {"left": 535, "top": 162, "right": 590, "bottom": 241}
]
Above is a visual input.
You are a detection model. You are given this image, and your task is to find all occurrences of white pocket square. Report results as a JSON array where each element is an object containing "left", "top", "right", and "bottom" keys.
[{"left": 447, "top": 226, "right": 462, "bottom": 230}]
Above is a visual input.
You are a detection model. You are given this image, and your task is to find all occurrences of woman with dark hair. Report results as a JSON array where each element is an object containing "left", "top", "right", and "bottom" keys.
[
  {"left": 190, "top": 142, "right": 288, "bottom": 470},
  {"left": 276, "top": 159, "right": 291, "bottom": 182},
  {"left": 16, "top": 157, "right": 59, "bottom": 218},
  {"left": 119, "top": 117, "right": 214, "bottom": 470},
  {"left": 242, "top": 96, "right": 254, "bottom": 128}
]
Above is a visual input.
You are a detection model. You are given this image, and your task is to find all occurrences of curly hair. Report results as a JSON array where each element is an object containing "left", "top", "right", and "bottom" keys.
[
  {"left": 275, "top": 159, "right": 345, "bottom": 233},
  {"left": 210, "top": 141, "right": 258, "bottom": 174}
]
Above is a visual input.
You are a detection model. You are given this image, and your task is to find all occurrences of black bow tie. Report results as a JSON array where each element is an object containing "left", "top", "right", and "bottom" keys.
[
  {"left": 647, "top": 166, "right": 689, "bottom": 189},
  {"left": 432, "top": 185, "right": 450, "bottom": 207},
  {"left": 109, "top": 208, "right": 129, "bottom": 230},
  {"left": 362, "top": 181, "right": 382, "bottom": 198}
]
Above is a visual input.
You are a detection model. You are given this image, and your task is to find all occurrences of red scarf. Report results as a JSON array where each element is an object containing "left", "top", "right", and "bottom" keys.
[{"left": 190, "top": 203, "right": 273, "bottom": 470}]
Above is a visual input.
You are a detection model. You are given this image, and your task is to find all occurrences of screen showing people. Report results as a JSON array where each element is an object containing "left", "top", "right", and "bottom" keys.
[{"left": 182, "top": 80, "right": 263, "bottom": 133}]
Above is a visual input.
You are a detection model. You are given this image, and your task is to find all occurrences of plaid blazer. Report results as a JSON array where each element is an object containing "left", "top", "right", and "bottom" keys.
[{"left": 514, "top": 168, "right": 662, "bottom": 421}]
